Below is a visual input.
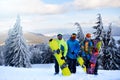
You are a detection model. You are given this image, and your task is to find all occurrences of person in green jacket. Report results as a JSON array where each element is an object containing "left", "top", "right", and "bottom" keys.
[{"left": 54, "top": 34, "right": 68, "bottom": 75}]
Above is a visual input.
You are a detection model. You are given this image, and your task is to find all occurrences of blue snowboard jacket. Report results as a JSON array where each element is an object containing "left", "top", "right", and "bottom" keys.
[
  {"left": 67, "top": 38, "right": 80, "bottom": 59},
  {"left": 81, "top": 38, "right": 93, "bottom": 60}
]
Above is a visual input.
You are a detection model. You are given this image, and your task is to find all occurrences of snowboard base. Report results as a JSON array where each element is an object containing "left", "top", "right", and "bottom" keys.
[
  {"left": 77, "top": 56, "right": 86, "bottom": 72},
  {"left": 49, "top": 39, "right": 71, "bottom": 76}
]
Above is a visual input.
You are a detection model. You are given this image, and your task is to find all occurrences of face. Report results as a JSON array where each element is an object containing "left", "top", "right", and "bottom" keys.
[
  {"left": 57, "top": 35, "right": 62, "bottom": 40},
  {"left": 71, "top": 35, "right": 76, "bottom": 40},
  {"left": 86, "top": 37, "right": 91, "bottom": 40}
]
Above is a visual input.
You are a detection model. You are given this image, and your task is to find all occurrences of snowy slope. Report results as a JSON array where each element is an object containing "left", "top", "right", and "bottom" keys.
[{"left": 0, "top": 64, "right": 120, "bottom": 80}]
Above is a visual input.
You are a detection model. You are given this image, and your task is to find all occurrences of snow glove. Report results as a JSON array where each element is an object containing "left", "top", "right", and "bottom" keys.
[
  {"left": 72, "top": 51, "right": 74, "bottom": 54},
  {"left": 56, "top": 49, "right": 60, "bottom": 54},
  {"left": 87, "top": 54, "right": 91, "bottom": 60},
  {"left": 61, "top": 56, "right": 65, "bottom": 60},
  {"left": 72, "top": 51, "right": 78, "bottom": 58}
]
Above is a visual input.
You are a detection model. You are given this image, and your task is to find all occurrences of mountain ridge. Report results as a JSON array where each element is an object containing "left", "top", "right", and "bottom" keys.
[{"left": 0, "top": 32, "right": 50, "bottom": 45}]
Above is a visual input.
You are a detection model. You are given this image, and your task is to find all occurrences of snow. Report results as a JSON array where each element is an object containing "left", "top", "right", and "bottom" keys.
[
  {"left": 113, "top": 36, "right": 120, "bottom": 41},
  {"left": 113, "top": 36, "right": 120, "bottom": 47},
  {"left": 0, "top": 64, "right": 120, "bottom": 80}
]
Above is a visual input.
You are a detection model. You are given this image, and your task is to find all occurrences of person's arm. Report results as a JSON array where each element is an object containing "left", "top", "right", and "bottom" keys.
[
  {"left": 74, "top": 41, "right": 80, "bottom": 55},
  {"left": 63, "top": 41, "right": 68, "bottom": 57},
  {"left": 81, "top": 41, "right": 84, "bottom": 51},
  {"left": 97, "top": 41, "right": 102, "bottom": 51}
]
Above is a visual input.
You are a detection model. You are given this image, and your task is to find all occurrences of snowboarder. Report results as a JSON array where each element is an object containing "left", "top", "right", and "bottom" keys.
[
  {"left": 81, "top": 33, "right": 93, "bottom": 73},
  {"left": 54, "top": 34, "right": 68, "bottom": 75},
  {"left": 49, "top": 38, "right": 71, "bottom": 76},
  {"left": 91, "top": 37, "right": 102, "bottom": 75},
  {"left": 67, "top": 33, "right": 80, "bottom": 73}
]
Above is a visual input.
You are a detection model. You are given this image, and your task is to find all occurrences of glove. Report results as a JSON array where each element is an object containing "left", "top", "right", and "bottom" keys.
[
  {"left": 61, "top": 56, "right": 65, "bottom": 60},
  {"left": 87, "top": 54, "right": 91, "bottom": 60},
  {"left": 56, "top": 49, "right": 60, "bottom": 54},
  {"left": 74, "top": 54, "right": 78, "bottom": 57},
  {"left": 49, "top": 39, "right": 53, "bottom": 42},
  {"left": 81, "top": 51, "right": 86, "bottom": 57},
  {"left": 71, "top": 51, "right": 74, "bottom": 54}
]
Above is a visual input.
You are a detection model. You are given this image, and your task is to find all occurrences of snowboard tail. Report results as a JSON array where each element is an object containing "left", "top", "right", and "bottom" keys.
[
  {"left": 49, "top": 39, "right": 71, "bottom": 76},
  {"left": 77, "top": 56, "right": 86, "bottom": 72},
  {"left": 87, "top": 50, "right": 98, "bottom": 74}
]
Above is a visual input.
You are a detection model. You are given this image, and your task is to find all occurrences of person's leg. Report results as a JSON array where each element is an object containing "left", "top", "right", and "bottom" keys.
[
  {"left": 94, "top": 61, "right": 98, "bottom": 75},
  {"left": 85, "top": 59, "right": 90, "bottom": 73},
  {"left": 67, "top": 57, "right": 72, "bottom": 73},
  {"left": 72, "top": 59, "right": 77, "bottom": 73},
  {"left": 54, "top": 59, "right": 59, "bottom": 74}
]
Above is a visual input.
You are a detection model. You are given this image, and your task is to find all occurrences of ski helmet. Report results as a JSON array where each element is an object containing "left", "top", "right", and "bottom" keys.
[
  {"left": 57, "top": 34, "right": 62, "bottom": 40},
  {"left": 86, "top": 33, "right": 91, "bottom": 38},
  {"left": 71, "top": 33, "right": 76, "bottom": 40}
]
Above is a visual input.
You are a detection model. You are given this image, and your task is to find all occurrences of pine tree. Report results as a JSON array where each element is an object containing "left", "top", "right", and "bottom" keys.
[
  {"left": 93, "top": 14, "right": 104, "bottom": 39},
  {"left": 30, "top": 44, "right": 53, "bottom": 64},
  {"left": 0, "top": 46, "right": 4, "bottom": 65},
  {"left": 117, "top": 39, "right": 120, "bottom": 51},
  {"left": 101, "top": 25, "right": 120, "bottom": 70},
  {"left": 102, "top": 38, "right": 120, "bottom": 70},
  {"left": 75, "top": 22, "right": 84, "bottom": 44},
  {"left": 4, "top": 16, "right": 31, "bottom": 68},
  {"left": 102, "top": 23, "right": 112, "bottom": 47}
]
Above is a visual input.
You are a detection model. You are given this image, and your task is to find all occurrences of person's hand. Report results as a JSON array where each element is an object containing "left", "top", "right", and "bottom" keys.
[
  {"left": 56, "top": 49, "right": 60, "bottom": 54},
  {"left": 72, "top": 51, "right": 74, "bottom": 54},
  {"left": 74, "top": 54, "right": 78, "bottom": 57},
  {"left": 61, "top": 56, "right": 65, "bottom": 60}
]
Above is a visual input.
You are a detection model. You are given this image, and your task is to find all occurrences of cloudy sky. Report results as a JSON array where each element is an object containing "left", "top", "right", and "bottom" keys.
[{"left": 0, "top": 0, "right": 120, "bottom": 36}]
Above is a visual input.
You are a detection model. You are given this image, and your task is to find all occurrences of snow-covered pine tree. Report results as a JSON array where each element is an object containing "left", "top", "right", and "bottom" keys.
[
  {"left": 4, "top": 16, "right": 31, "bottom": 68},
  {"left": 102, "top": 24, "right": 120, "bottom": 70},
  {"left": 118, "top": 40, "right": 120, "bottom": 53},
  {"left": 75, "top": 22, "right": 84, "bottom": 44},
  {"left": 29, "top": 44, "right": 42, "bottom": 64},
  {"left": 41, "top": 44, "right": 53, "bottom": 63},
  {"left": 0, "top": 46, "right": 4, "bottom": 65},
  {"left": 93, "top": 14, "right": 104, "bottom": 39},
  {"left": 102, "top": 23, "right": 112, "bottom": 47},
  {"left": 30, "top": 44, "right": 53, "bottom": 64},
  {"left": 102, "top": 37, "right": 120, "bottom": 70}
]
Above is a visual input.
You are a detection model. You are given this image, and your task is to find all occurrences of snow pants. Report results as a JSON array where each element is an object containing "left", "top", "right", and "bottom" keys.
[
  {"left": 94, "top": 60, "right": 98, "bottom": 74},
  {"left": 54, "top": 59, "right": 59, "bottom": 73},
  {"left": 67, "top": 57, "right": 77, "bottom": 73}
]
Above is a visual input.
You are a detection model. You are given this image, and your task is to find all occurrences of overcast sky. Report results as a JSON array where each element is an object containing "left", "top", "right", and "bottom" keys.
[{"left": 0, "top": 0, "right": 120, "bottom": 36}]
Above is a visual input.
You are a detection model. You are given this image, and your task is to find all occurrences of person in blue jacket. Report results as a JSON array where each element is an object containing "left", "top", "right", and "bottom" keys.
[
  {"left": 81, "top": 33, "right": 93, "bottom": 73},
  {"left": 67, "top": 33, "right": 80, "bottom": 73}
]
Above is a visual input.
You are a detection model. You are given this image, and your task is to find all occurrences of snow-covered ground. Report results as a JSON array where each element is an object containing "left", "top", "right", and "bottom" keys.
[{"left": 0, "top": 64, "right": 120, "bottom": 80}]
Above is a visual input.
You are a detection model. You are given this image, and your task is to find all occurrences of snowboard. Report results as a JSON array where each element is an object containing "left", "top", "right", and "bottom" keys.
[
  {"left": 77, "top": 56, "right": 86, "bottom": 72},
  {"left": 87, "top": 48, "right": 98, "bottom": 74},
  {"left": 49, "top": 39, "right": 71, "bottom": 76}
]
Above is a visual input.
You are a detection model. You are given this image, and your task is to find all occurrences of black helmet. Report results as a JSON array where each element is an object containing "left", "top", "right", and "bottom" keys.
[
  {"left": 57, "top": 34, "right": 62, "bottom": 37},
  {"left": 57, "top": 34, "right": 62, "bottom": 40}
]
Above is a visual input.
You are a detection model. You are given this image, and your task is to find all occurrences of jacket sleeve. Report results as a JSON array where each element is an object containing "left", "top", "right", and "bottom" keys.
[
  {"left": 63, "top": 41, "right": 68, "bottom": 57},
  {"left": 96, "top": 41, "right": 102, "bottom": 51},
  {"left": 74, "top": 41, "right": 80, "bottom": 55}
]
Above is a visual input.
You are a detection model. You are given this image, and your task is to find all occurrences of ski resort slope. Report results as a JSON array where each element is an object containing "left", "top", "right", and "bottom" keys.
[{"left": 0, "top": 64, "right": 120, "bottom": 80}]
